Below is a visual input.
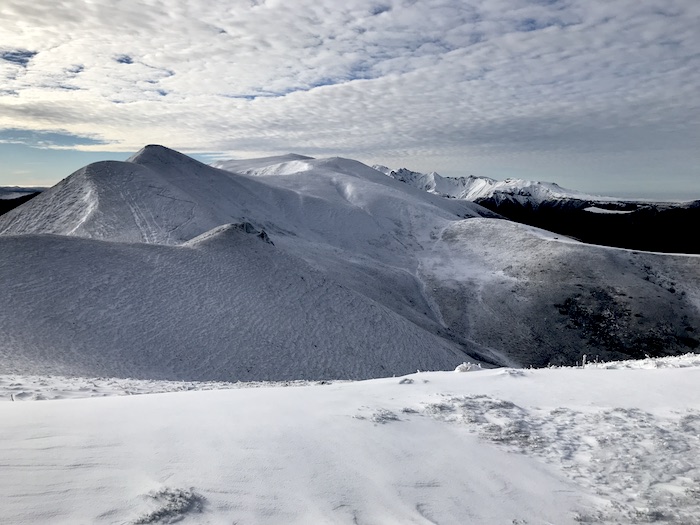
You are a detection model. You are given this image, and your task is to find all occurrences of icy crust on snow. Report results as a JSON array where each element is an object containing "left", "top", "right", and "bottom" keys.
[{"left": 2, "top": 364, "right": 700, "bottom": 524}]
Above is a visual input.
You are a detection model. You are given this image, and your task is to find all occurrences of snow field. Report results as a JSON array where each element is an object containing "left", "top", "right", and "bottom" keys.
[
  {"left": 0, "top": 230, "right": 471, "bottom": 381},
  {"left": 2, "top": 360, "right": 700, "bottom": 524}
]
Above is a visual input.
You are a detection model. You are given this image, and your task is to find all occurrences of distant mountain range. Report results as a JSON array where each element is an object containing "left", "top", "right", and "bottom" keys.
[
  {"left": 0, "top": 186, "right": 44, "bottom": 216},
  {"left": 1, "top": 146, "right": 698, "bottom": 381},
  {"left": 372, "top": 166, "right": 598, "bottom": 203},
  {"left": 375, "top": 166, "right": 700, "bottom": 254},
  {"left": 0, "top": 186, "right": 46, "bottom": 200}
]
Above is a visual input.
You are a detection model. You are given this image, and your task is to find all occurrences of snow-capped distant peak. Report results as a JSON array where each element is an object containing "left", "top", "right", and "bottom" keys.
[
  {"left": 373, "top": 165, "right": 500, "bottom": 200},
  {"left": 375, "top": 165, "right": 604, "bottom": 205}
]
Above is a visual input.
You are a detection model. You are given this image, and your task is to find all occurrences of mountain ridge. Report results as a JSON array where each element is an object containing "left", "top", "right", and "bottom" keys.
[
  {"left": 1, "top": 145, "right": 698, "bottom": 380},
  {"left": 377, "top": 164, "right": 700, "bottom": 254}
]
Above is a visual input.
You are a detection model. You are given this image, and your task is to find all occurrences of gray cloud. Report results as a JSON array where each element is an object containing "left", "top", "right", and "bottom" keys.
[
  {"left": 0, "top": 0, "right": 699, "bottom": 195},
  {"left": 1, "top": 49, "right": 38, "bottom": 67}
]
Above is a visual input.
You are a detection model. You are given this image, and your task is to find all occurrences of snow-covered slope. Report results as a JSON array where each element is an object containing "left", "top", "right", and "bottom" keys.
[
  {"left": 0, "top": 226, "right": 473, "bottom": 381},
  {"left": 374, "top": 165, "right": 608, "bottom": 205},
  {"left": 2, "top": 358, "right": 700, "bottom": 524},
  {"left": 1, "top": 146, "right": 699, "bottom": 379}
]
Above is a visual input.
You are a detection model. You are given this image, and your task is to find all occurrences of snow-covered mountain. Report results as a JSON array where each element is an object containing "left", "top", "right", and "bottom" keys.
[
  {"left": 1, "top": 146, "right": 699, "bottom": 382},
  {"left": 373, "top": 165, "right": 598, "bottom": 205},
  {"left": 375, "top": 165, "right": 700, "bottom": 253}
]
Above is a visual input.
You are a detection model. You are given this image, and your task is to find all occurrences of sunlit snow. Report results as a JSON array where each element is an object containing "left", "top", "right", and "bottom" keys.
[{"left": 2, "top": 355, "right": 700, "bottom": 524}]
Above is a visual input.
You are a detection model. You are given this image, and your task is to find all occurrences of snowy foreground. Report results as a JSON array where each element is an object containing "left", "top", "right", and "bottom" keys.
[{"left": 2, "top": 355, "right": 700, "bottom": 525}]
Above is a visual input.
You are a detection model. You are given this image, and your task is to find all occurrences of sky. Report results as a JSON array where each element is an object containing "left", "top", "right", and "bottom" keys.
[{"left": 1, "top": 0, "right": 699, "bottom": 199}]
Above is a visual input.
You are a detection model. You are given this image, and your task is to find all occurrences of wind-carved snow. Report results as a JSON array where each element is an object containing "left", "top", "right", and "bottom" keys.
[
  {"left": 0, "top": 229, "right": 474, "bottom": 381},
  {"left": 2, "top": 361, "right": 700, "bottom": 524}
]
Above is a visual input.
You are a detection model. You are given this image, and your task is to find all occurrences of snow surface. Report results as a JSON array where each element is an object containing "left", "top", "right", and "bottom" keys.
[
  {"left": 583, "top": 206, "right": 635, "bottom": 214},
  {"left": 2, "top": 357, "right": 700, "bottom": 524},
  {"left": 0, "top": 230, "right": 471, "bottom": 381}
]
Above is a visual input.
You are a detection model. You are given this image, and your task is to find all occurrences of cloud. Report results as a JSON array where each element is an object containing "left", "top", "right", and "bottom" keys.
[
  {"left": 0, "top": 0, "right": 699, "bottom": 193},
  {"left": 0, "top": 128, "right": 108, "bottom": 149},
  {"left": 0, "top": 49, "right": 37, "bottom": 67}
]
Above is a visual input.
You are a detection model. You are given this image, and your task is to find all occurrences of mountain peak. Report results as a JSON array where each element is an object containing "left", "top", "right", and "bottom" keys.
[{"left": 127, "top": 144, "right": 206, "bottom": 169}]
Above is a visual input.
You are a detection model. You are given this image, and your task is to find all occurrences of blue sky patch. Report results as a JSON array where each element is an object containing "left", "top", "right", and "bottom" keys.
[{"left": 0, "top": 129, "right": 109, "bottom": 148}]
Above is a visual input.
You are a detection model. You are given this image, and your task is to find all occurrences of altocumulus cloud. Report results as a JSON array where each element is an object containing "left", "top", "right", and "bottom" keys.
[{"left": 0, "top": 0, "right": 699, "bottom": 193}]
